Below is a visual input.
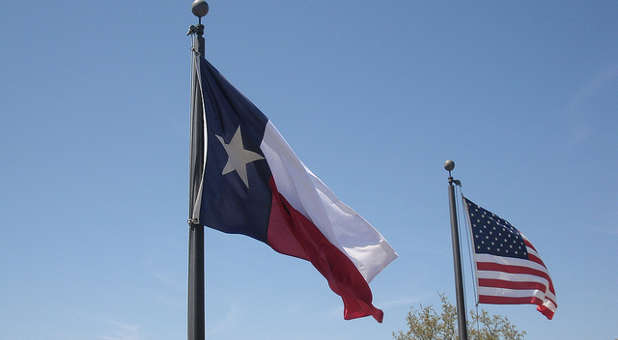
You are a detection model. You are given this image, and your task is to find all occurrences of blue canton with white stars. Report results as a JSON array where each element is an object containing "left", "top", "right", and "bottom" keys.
[{"left": 464, "top": 197, "right": 528, "bottom": 260}]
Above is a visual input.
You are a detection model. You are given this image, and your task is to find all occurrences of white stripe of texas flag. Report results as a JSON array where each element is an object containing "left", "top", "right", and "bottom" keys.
[{"left": 259, "top": 121, "right": 398, "bottom": 283}]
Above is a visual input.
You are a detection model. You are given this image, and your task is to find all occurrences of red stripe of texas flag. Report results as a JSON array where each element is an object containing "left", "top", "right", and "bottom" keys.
[{"left": 266, "top": 178, "right": 384, "bottom": 322}]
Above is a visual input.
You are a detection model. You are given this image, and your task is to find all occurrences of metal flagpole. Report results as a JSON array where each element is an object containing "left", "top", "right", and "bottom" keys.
[
  {"left": 444, "top": 160, "right": 468, "bottom": 340},
  {"left": 187, "top": 1, "right": 208, "bottom": 340}
]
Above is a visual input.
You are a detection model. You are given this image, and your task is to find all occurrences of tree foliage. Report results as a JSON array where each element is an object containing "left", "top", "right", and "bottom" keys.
[{"left": 394, "top": 295, "right": 526, "bottom": 340}]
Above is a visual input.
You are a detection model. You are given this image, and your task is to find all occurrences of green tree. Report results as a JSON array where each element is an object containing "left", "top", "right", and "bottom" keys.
[{"left": 394, "top": 295, "right": 526, "bottom": 340}]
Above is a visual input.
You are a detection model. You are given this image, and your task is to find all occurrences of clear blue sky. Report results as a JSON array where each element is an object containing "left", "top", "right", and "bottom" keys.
[{"left": 1, "top": 1, "right": 616, "bottom": 339}]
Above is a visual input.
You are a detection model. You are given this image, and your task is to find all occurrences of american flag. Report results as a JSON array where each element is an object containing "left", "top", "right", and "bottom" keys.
[{"left": 463, "top": 197, "right": 557, "bottom": 319}]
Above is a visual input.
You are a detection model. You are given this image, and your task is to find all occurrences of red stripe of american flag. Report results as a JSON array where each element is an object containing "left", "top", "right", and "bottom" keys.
[
  {"left": 524, "top": 239, "right": 556, "bottom": 296},
  {"left": 479, "top": 295, "right": 545, "bottom": 305},
  {"left": 527, "top": 253, "right": 546, "bottom": 267},
  {"left": 477, "top": 262, "right": 551, "bottom": 283},
  {"left": 477, "top": 261, "right": 557, "bottom": 301},
  {"left": 478, "top": 278, "right": 547, "bottom": 291},
  {"left": 523, "top": 239, "right": 536, "bottom": 251},
  {"left": 525, "top": 239, "right": 556, "bottom": 295},
  {"left": 478, "top": 295, "right": 555, "bottom": 320}
]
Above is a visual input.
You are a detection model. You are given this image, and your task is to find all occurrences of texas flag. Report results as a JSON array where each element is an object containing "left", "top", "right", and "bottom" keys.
[{"left": 188, "top": 56, "right": 397, "bottom": 322}]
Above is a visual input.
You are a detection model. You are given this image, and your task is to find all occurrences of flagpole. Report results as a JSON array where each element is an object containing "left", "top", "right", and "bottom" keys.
[
  {"left": 187, "top": 1, "right": 208, "bottom": 340},
  {"left": 444, "top": 160, "right": 468, "bottom": 340}
]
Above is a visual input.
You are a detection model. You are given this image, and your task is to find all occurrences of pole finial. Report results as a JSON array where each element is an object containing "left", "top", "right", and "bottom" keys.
[
  {"left": 444, "top": 159, "right": 455, "bottom": 172},
  {"left": 192, "top": 0, "right": 209, "bottom": 18}
]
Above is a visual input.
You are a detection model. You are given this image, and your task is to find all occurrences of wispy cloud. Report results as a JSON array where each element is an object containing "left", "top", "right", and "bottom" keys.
[
  {"left": 98, "top": 321, "right": 142, "bottom": 340},
  {"left": 592, "top": 209, "right": 618, "bottom": 236},
  {"left": 605, "top": 226, "right": 618, "bottom": 236},
  {"left": 565, "top": 64, "right": 618, "bottom": 144},
  {"left": 152, "top": 271, "right": 184, "bottom": 291},
  {"left": 149, "top": 270, "right": 185, "bottom": 309},
  {"left": 206, "top": 303, "right": 241, "bottom": 337},
  {"left": 328, "top": 305, "right": 345, "bottom": 319},
  {"left": 566, "top": 64, "right": 618, "bottom": 112},
  {"left": 381, "top": 295, "right": 426, "bottom": 309}
]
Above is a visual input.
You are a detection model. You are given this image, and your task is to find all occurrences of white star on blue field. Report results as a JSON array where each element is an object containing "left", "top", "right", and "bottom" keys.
[
  {"left": 0, "top": 1, "right": 616, "bottom": 340},
  {"left": 216, "top": 126, "right": 264, "bottom": 188}
]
